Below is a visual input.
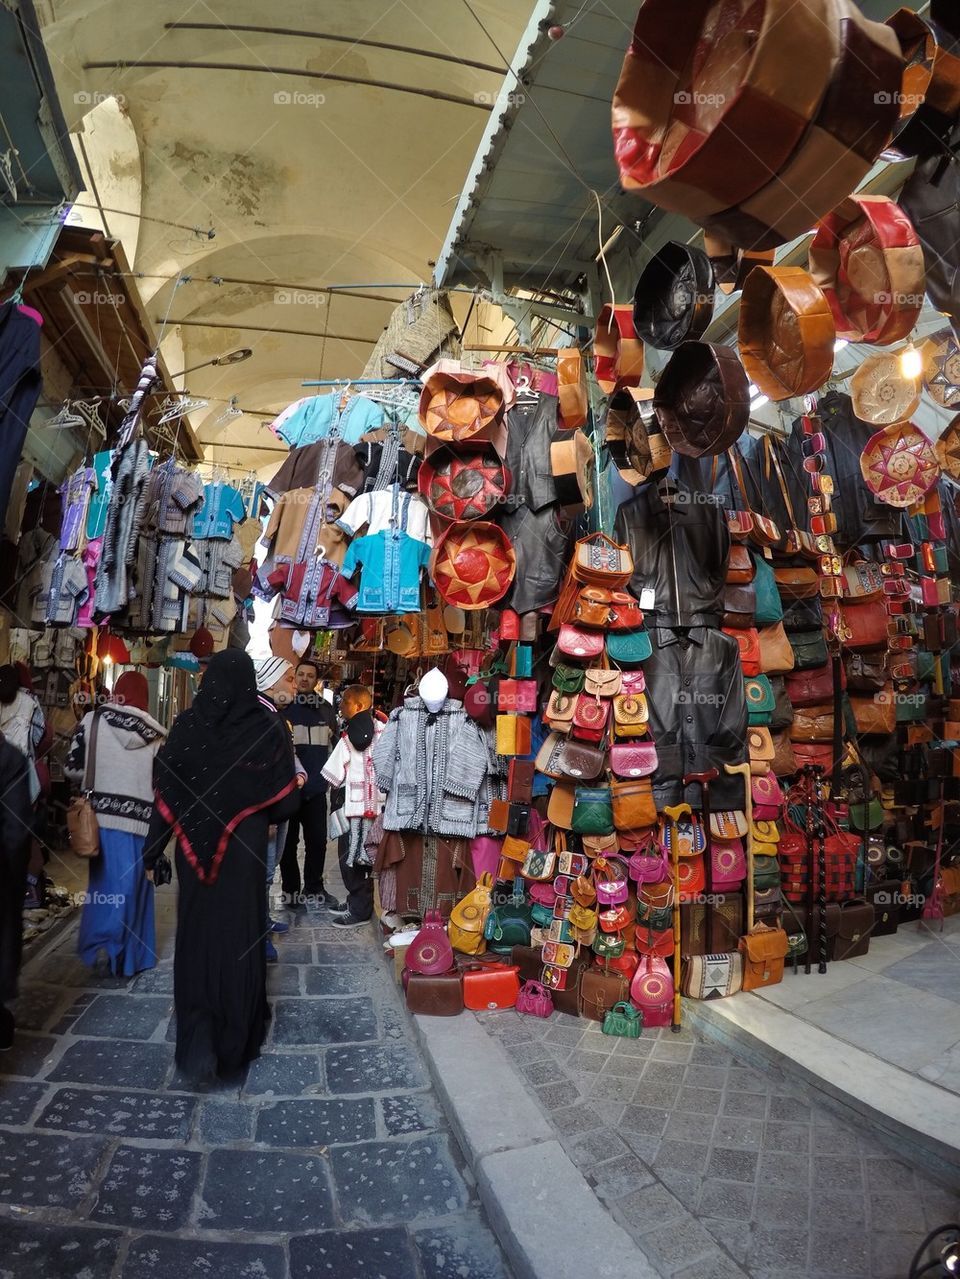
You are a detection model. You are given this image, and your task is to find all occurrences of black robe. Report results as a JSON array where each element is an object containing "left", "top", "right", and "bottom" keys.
[{"left": 0, "top": 738, "right": 35, "bottom": 1004}]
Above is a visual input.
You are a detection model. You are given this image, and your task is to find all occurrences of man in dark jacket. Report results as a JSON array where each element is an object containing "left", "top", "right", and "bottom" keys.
[
  {"left": 281, "top": 660, "right": 340, "bottom": 907},
  {"left": 0, "top": 734, "right": 36, "bottom": 1050}
]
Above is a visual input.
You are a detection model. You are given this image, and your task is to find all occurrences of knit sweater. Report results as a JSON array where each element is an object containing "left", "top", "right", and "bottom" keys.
[{"left": 65, "top": 705, "right": 166, "bottom": 836}]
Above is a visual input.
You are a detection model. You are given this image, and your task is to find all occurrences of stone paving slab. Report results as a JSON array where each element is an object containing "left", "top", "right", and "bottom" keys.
[
  {"left": 36, "top": 1087, "right": 195, "bottom": 1139},
  {"left": 122, "top": 1234, "right": 287, "bottom": 1278},
  {"left": 0, "top": 1219, "right": 121, "bottom": 1278}
]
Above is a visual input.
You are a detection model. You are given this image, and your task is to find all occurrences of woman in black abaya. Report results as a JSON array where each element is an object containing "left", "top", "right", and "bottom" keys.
[{"left": 143, "top": 650, "right": 299, "bottom": 1081}]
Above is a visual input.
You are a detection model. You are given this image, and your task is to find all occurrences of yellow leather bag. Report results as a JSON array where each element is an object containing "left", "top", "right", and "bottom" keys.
[{"left": 448, "top": 873, "right": 494, "bottom": 955}]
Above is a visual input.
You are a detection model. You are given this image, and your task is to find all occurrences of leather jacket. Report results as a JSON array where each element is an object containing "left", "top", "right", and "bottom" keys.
[
  {"left": 614, "top": 471, "right": 729, "bottom": 627},
  {"left": 643, "top": 624, "right": 749, "bottom": 811},
  {"left": 497, "top": 503, "right": 573, "bottom": 614}
]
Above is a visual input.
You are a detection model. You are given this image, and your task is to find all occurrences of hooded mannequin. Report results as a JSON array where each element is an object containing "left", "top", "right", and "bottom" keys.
[{"left": 418, "top": 667, "right": 449, "bottom": 713}]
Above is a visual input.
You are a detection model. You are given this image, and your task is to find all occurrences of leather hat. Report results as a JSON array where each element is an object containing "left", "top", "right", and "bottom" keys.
[
  {"left": 850, "top": 352, "right": 921, "bottom": 425},
  {"left": 417, "top": 445, "right": 510, "bottom": 521},
  {"left": 430, "top": 521, "right": 516, "bottom": 610},
  {"left": 593, "top": 304, "right": 643, "bottom": 395},
  {"left": 738, "top": 266, "right": 835, "bottom": 402},
  {"left": 549, "top": 429, "right": 595, "bottom": 514},
  {"left": 341, "top": 684, "right": 373, "bottom": 719},
  {"left": 612, "top": 0, "right": 844, "bottom": 224},
  {"left": 557, "top": 347, "right": 588, "bottom": 429},
  {"left": 702, "top": 9, "right": 902, "bottom": 250},
  {"left": 418, "top": 370, "right": 504, "bottom": 445},
  {"left": 899, "top": 121, "right": 960, "bottom": 333},
  {"left": 934, "top": 413, "right": 960, "bottom": 479},
  {"left": 860, "top": 422, "right": 940, "bottom": 507},
  {"left": 882, "top": 8, "right": 960, "bottom": 160},
  {"left": 605, "top": 387, "right": 666, "bottom": 484},
  {"left": 921, "top": 328, "right": 960, "bottom": 409},
  {"left": 808, "top": 195, "right": 924, "bottom": 345},
  {"left": 703, "top": 234, "right": 775, "bottom": 297},
  {"left": 653, "top": 341, "right": 749, "bottom": 458},
  {"left": 632, "top": 242, "right": 715, "bottom": 350}
]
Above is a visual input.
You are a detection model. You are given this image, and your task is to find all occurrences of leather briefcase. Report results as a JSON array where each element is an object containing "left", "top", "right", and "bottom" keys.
[
  {"left": 793, "top": 898, "right": 875, "bottom": 960},
  {"left": 866, "top": 880, "right": 901, "bottom": 936},
  {"left": 404, "top": 970, "right": 464, "bottom": 1016},
  {"left": 579, "top": 969, "right": 631, "bottom": 1023}
]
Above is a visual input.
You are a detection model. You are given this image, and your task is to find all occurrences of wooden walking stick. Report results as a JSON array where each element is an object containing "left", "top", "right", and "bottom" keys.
[{"left": 663, "top": 801, "right": 692, "bottom": 1033}]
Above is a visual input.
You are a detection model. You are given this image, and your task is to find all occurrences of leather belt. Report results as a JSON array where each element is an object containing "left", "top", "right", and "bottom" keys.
[
  {"left": 612, "top": 0, "right": 843, "bottom": 222},
  {"left": 653, "top": 341, "right": 749, "bottom": 458},
  {"left": 703, "top": 10, "right": 902, "bottom": 249},
  {"left": 632, "top": 241, "right": 714, "bottom": 351},
  {"left": 738, "top": 266, "right": 835, "bottom": 402},
  {"left": 808, "top": 194, "right": 924, "bottom": 345},
  {"left": 291, "top": 724, "right": 330, "bottom": 747},
  {"left": 592, "top": 305, "right": 643, "bottom": 395}
]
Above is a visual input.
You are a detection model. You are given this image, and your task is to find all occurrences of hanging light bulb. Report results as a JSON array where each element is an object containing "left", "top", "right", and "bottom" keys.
[{"left": 900, "top": 344, "right": 923, "bottom": 380}]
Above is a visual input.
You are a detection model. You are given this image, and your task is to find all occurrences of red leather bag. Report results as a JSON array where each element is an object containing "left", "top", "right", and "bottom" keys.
[
  {"left": 839, "top": 598, "right": 888, "bottom": 651},
  {"left": 724, "top": 626, "right": 761, "bottom": 676},
  {"left": 557, "top": 624, "right": 605, "bottom": 660},
  {"left": 571, "top": 695, "right": 611, "bottom": 743},
  {"left": 785, "top": 663, "right": 838, "bottom": 707},
  {"left": 462, "top": 962, "right": 521, "bottom": 1011},
  {"left": 629, "top": 955, "right": 674, "bottom": 1028},
  {"left": 406, "top": 911, "right": 454, "bottom": 976}
]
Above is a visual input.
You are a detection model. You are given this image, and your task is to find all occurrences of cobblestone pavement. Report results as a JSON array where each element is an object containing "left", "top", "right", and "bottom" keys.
[
  {"left": 473, "top": 1008, "right": 960, "bottom": 1279},
  {"left": 0, "top": 879, "right": 511, "bottom": 1279}
]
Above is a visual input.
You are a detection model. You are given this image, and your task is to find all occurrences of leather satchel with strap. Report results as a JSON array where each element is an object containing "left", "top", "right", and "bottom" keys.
[{"left": 66, "top": 711, "right": 101, "bottom": 859}]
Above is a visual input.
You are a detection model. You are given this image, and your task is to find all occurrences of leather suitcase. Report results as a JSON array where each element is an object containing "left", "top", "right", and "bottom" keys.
[
  {"left": 794, "top": 898, "right": 875, "bottom": 960},
  {"left": 404, "top": 970, "right": 464, "bottom": 1015},
  {"left": 579, "top": 969, "right": 631, "bottom": 1022},
  {"left": 511, "top": 946, "right": 586, "bottom": 1017},
  {"left": 866, "top": 880, "right": 900, "bottom": 936}
]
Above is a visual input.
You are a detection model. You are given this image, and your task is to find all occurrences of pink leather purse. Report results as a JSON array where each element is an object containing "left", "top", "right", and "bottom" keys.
[{"left": 405, "top": 911, "right": 454, "bottom": 976}]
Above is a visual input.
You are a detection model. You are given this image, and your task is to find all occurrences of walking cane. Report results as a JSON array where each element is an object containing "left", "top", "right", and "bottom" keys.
[
  {"left": 684, "top": 767, "right": 719, "bottom": 893},
  {"left": 663, "top": 801, "right": 692, "bottom": 1033},
  {"left": 724, "top": 762, "right": 754, "bottom": 932}
]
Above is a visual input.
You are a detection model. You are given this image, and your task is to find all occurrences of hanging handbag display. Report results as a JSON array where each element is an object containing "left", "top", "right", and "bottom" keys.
[
  {"left": 744, "top": 675, "right": 775, "bottom": 725},
  {"left": 556, "top": 624, "right": 605, "bottom": 661},
  {"left": 571, "top": 786, "right": 615, "bottom": 836},
  {"left": 610, "top": 742, "right": 658, "bottom": 779},
  {"left": 555, "top": 738, "right": 607, "bottom": 783},
  {"left": 545, "top": 689, "right": 577, "bottom": 734},
  {"left": 67, "top": 711, "right": 102, "bottom": 859},
  {"left": 752, "top": 553, "right": 785, "bottom": 627},
  {"left": 573, "top": 587, "right": 613, "bottom": 627},
  {"left": 758, "top": 622, "right": 796, "bottom": 674},
  {"left": 612, "top": 693, "right": 649, "bottom": 737},
  {"left": 789, "top": 629, "right": 829, "bottom": 670},
  {"left": 571, "top": 694, "right": 611, "bottom": 743},
  {"left": 584, "top": 667, "right": 622, "bottom": 698},
  {"left": 610, "top": 778, "right": 657, "bottom": 830},
  {"left": 606, "top": 629, "right": 652, "bottom": 665},
  {"left": 786, "top": 664, "right": 836, "bottom": 707}
]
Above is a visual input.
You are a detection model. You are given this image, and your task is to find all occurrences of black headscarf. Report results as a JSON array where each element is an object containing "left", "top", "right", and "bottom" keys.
[{"left": 154, "top": 650, "right": 296, "bottom": 883}]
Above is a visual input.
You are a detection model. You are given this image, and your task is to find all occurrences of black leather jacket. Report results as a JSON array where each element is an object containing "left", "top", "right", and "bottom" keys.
[
  {"left": 643, "top": 625, "right": 749, "bottom": 811},
  {"left": 614, "top": 473, "right": 730, "bottom": 627}
]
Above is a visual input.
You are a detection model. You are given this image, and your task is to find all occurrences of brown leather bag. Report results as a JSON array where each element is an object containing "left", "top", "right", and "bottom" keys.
[
  {"left": 739, "top": 924, "right": 789, "bottom": 991},
  {"left": 785, "top": 664, "right": 834, "bottom": 706},
  {"left": 66, "top": 711, "right": 101, "bottom": 859},
  {"left": 573, "top": 587, "right": 613, "bottom": 628},
  {"left": 404, "top": 971, "right": 464, "bottom": 1015},
  {"left": 839, "top": 598, "right": 888, "bottom": 650},
  {"left": 774, "top": 567, "right": 820, "bottom": 599},
  {"left": 611, "top": 778, "right": 657, "bottom": 832},
  {"left": 851, "top": 688, "right": 895, "bottom": 735},
  {"left": 726, "top": 544, "right": 755, "bottom": 585},
  {"left": 770, "top": 731, "right": 799, "bottom": 777},
  {"left": 791, "top": 703, "right": 835, "bottom": 743},
  {"left": 758, "top": 622, "right": 796, "bottom": 674},
  {"left": 579, "top": 968, "right": 630, "bottom": 1022},
  {"left": 723, "top": 582, "right": 757, "bottom": 629}
]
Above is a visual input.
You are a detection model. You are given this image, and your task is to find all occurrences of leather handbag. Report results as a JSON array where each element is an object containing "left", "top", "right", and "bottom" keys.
[
  {"left": 838, "top": 599, "right": 888, "bottom": 650},
  {"left": 771, "top": 731, "right": 799, "bottom": 777},
  {"left": 634, "top": 922, "right": 675, "bottom": 957},
  {"left": 681, "top": 952, "right": 744, "bottom": 1000},
  {"left": 611, "top": 778, "right": 657, "bottom": 831},
  {"left": 770, "top": 676, "right": 795, "bottom": 731},
  {"left": 571, "top": 786, "right": 615, "bottom": 836},
  {"left": 552, "top": 663, "right": 585, "bottom": 694},
  {"left": 653, "top": 341, "right": 749, "bottom": 458},
  {"left": 579, "top": 968, "right": 630, "bottom": 1023},
  {"left": 594, "top": 857, "right": 629, "bottom": 906},
  {"left": 547, "top": 781, "right": 576, "bottom": 831},
  {"left": 711, "top": 838, "right": 747, "bottom": 890},
  {"left": 677, "top": 853, "right": 706, "bottom": 901},
  {"left": 845, "top": 652, "right": 888, "bottom": 694},
  {"left": 67, "top": 710, "right": 101, "bottom": 859},
  {"left": 758, "top": 622, "right": 796, "bottom": 675},
  {"left": 516, "top": 979, "right": 554, "bottom": 1019},
  {"left": 633, "top": 240, "right": 715, "bottom": 350},
  {"left": 753, "top": 554, "right": 784, "bottom": 627},
  {"left": 726, "top": 544, "right": 755, "bottom": 584},
  {"left": 610, "top": 742, "right": 658, "bottom": 779},
  {"left": 739, "top": 924, "right": 789, "bottom": 991},
  {"left": 723, "top": 583, "right": 756, "bottom": 630},
  {"left": 791, "top": 703, "right": 835, "bottom": 743},
  {"left": 851, "top": 689, "right": 895, "bottom": 735},
  {"left": 520, "top": 849, "right": 556, "bottom": 883},
  {"left": 571, "top": 694, "right": 610, "bottom": 743},
  {"left": 555, "top": 738, "right": 606, "bottom": 783},
  {"left": 791, "top": 742, "right": 834, "bottom": 773},
  {"left": 448, "top": 873, "right": 494, "bottom": 955},
  {"left": 725, "top": 628, "right": 761, "bottom": 677},
  {"left": 545, "top": 689, "right": 576, "bottom": 734},
  {"left": 406, "top": 911, "right": 454, "bottom": 976},
  {"left": 782, "top": 596, "right": 823, "bottom": 633},
  {"left": 612, "top": 693, "right": 649, "bottom": 737},
  {"left": 404, "top": 971, "right": 464, "bottom": 1016},
  {"left": 556, "top": 624, "right": 605, "bottom": 661},
  {"left": 606, "top": 629, "right": 652, "bottom": 665},
  {"left": 843, "top": 561, "right": 884, "bottom": 601},
  {"left": 608, "top": 591, "right": 645, "bottom": 630},
  {"left": 745, "top": 675, "right": 775, "bottom": 726},
  {"left": 753, "top": 854, "right": 781, "bottom": 891},
  {"left": 711, "top": 810, "right": 748, "bottom": 840},
  {"left": 789, "top": 630, "right": 828, "bottom": 670},
  {"left": 786, "top": 664, "right": 835, "bottom": 706},
  {"left": 462, "top": 962, "right": 521, "bottom": 1012},
  {"left": 774, "top": 567, "right": 820, "bottom": 600},
  {"left": 739, "top": 266, "right": 835, "bottom": 401},
  {"left": 573, "top": 533, "right": 634, "bottom": 588},
  {"left": 629, "top": 955, "right": 673, "bottom": 1029},
  {"left": 573, "top": 587, "right": 613, "bottom": 628},
  {"left": 752, "top": 774, "right": 784, "bottom": 820},
  {"left": 602, "top": 1000, "right": 643, "bottom": 1038},
  {"left": 584, "top": 667, "right": 622, "bottom": 698},
  {"left": 512, "top": 946, "right": 587, "bottom": 1016}
]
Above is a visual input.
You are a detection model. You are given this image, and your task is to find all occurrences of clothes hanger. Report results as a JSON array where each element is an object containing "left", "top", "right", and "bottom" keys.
[{"left": 49, "top": 401, "right": 86, "bottom": 430}]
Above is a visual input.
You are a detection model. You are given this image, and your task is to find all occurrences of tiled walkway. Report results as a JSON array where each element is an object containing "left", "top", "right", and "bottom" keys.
[
  {"left": 475, "top": 976, "right": 960, "bottom": 1279},
  {"left": 0, "top": 870, "right": 510, "bottom": 1279}
]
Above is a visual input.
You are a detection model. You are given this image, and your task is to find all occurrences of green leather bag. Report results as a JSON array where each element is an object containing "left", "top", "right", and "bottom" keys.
[
  {"left": 606, "top": 629, "right": 652, "bottom": 665},
  {"left": 789, "top": 629, "right": 828, "bottom": 670},
  {"left": 602, "top": 1000, "right": 643, "bottom": 1038},
  {"left": 753, "top": 854, "right": 781, "bottom": 890},
  {"left": 752, "top": 553, "right": 784, "bottom": 627},
  {"left": 552, "top": 663, "right": 585, "bottom": 694},
  {"left": 593, "top": 932, "right": 626, "bottom": 959},
  {"left": 744, "top": 675, "right": 775, "bottom": 726},
  {"left": 571, "top": 785, "right": 615, "bottom": 835}
]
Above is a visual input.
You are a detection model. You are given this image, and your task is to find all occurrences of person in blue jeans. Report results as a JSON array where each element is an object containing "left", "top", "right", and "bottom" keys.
[{"left": 254, "top": 658, "right": 305, "bottom": 960}]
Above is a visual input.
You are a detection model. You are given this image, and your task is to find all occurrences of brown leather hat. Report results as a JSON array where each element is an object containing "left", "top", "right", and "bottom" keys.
[
  {"left": 935, "top": 413, "right": 960, "bottom": 479},
  {"left": 883, "top": 7, "right": 960, "bottom": 160},
  {"left": 418, "top": 370, "right": 504, "bottom": 445},
  {"left": 653, "top": 342, "right": 749, "bottom": 458},
  {"left": 593, "top": 305, "right": 644, "bottom": 395},
  {"left": 739, "top": 266, "right": 835, "bottom": 402},
  {"left": 430, "top": 521, "right": 516, "bottom": 611}
]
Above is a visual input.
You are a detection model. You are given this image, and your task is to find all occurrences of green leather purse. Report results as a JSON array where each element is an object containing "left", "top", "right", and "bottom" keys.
[
  {"left": 753, "top": 854, "right": 781, "bottom": 890},
  {"left": 789, "top": 629, "right": 828, "bottom": 670},
  {"left": 744, "top": 675, "right": 775, "bottom": 726},
  {"left": 593, "top": 932, "right": 626, "bottom": 959},
  {"left": 602, "top": 1000, "right": 643, "bottom": 1039},
  {"left": 571, "top": 785, "right": 614, "bottom": 836},
  {"left": 752, "top": 552, "right": 784, "bottom": 627},
  {"left": 606, "top": 629, "right": 652, "bottom": 665},
  {"left": 552, "top": 663, "right": 585, "bottom": 694}
]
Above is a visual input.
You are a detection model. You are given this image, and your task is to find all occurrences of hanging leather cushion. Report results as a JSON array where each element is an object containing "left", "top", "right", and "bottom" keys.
[
  {"left": 850, "top": 353, "right": 921, "bottom": 426},
  {"left": 859, "top": 422, "right": 940, "bottom": 507},
  {"left": 935, "top": 413, "right": 960, "bottom": 479},
  {"left": 703, "top": 234, "right": 776, "bottom": 297},
  {"left": 430, "top": 521, "right": 516, "bottom": 610},
  {"left": 921, "top": 329, "right": 960, "bottom": 410},
  {"left": 899, "top": 122, "right": 960, "bottom": 332},
  {"left": 882, "top": 8, "right": 960, "bottom": 161},
  {"left": 418, "top": 371, "right": 505, "bottom": 445},
  {"left": 417, "top": 446, "right": 511, "bottom": 521},
  {"left": 605, "top": 388, "right": 668, "bottom": 484},
  {"left": 701, "top": 10, "right": 902, "bottom": 250},
  {"left": 550, "top": 430, "right": 595, "bottom": 515},
  {"left": 611, "top": 0, "right": 844, "bottom": 223},
  {"left": 593, "top": 305, "right": 644, "bottom": 395},
  {"left": 632, "top": 241, "right": 715, "bottom": 350},
  {"left": 738, "top": 266, "right": 835, "bottom": 402},
  {"left": 653, "top": 341, "right": 749, "bottom": 458},
  {"left": 808, "top": 195, "right": 925, "bottom": 345}
]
